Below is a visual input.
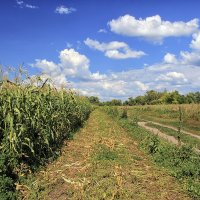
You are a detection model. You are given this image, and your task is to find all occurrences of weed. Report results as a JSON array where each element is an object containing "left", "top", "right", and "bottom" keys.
[
  {"left": 120, "top": 109, "right": 128, "bottom": 119},
  {"left": 93, "top": 145, "right": 118, "bottom": 161}
]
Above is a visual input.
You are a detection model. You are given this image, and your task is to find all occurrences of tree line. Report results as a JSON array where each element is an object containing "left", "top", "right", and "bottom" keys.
[{"left": 87, "top": 90, "right": 200, "bottom": 106}]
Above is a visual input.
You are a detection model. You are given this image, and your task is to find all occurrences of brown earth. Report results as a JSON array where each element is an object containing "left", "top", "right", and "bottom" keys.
[{"left": 26, "top": 109, "right": 191, "bottom": 200}]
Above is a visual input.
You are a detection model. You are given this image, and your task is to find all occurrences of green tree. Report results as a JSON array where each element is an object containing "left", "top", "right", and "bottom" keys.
[{"left": 88, "top": 96, "right": 100, "bottom": 105}]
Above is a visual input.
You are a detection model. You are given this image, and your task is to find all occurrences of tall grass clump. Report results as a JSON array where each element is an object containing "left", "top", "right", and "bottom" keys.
[{"left": 0, "top": 67, "right": 91, "bottom": 199}]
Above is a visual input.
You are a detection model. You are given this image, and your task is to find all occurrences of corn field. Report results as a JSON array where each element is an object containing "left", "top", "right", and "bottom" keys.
[{"left": 0, "top": 71, "right": 91, "bottom": 199}]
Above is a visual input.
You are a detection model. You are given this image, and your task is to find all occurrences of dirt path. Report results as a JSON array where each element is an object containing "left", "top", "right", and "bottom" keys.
[
  {"left": 27, "top": 110, "right": 191, "bottom": 200},
  {"left": 144, "top": 120, "right": 200, "bottom": 140},
  {"left": 138, "top": 121, "right": 200, "bottom": 154},
  {"left": 138, "top": 122, "right": 180, "bottom": 145}
]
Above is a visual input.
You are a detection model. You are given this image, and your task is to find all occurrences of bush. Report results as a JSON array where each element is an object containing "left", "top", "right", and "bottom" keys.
[
  {"left": 141, "top": 135, "right": 160, "bottom": 154},
  {"left": 120, "top": 109, "right": 128, "bottom": 119},
  {"left": 0, "top": 175, "right": 16, "bottom": 200}
]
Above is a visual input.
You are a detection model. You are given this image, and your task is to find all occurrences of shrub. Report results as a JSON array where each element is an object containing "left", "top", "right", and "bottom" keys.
[{"left": 120, "top": 109, "right": 128, "bottom": 119}]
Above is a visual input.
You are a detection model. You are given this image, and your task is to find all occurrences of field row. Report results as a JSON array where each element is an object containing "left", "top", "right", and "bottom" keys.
[{"left": 0, "top": 80, "right": 91, "bottom": 200}]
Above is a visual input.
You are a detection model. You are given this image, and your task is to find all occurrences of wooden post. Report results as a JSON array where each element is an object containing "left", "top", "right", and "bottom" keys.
[{"left": 178, "top": 105, "right": 183, "bottom": 146}]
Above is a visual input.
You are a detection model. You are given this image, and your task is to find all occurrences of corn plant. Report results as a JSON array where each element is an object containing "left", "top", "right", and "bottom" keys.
[{"left": 0, "top": 68, "right": 91, "bottom": 199}]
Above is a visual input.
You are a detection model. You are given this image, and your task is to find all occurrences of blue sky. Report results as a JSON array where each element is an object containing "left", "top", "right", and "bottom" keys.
[{"left": 1, "top": 0, "right": 200, "bottom": 100}]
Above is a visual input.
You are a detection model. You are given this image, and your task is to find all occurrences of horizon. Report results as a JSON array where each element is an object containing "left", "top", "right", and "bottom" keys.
[{"left": 1, "top": 0, "right": 200, "bottom": 100}]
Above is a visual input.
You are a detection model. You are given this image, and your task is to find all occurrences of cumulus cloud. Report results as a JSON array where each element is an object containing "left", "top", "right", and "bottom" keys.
[
  {"left": 163, "top": 53, "right": 178, "bottom": 64},
  {"left": 163, "top": 51, "right": 200, "bottom": 66},
  {"left": 32, "top": 48, "right": 107, "bottom": 87},
  {"left": 180, "top": 51, "right": 200, "bottom": 65},
  {"left": 108, "top": 14, "right": 199, "bottom": 43},
  {"left": 55, "top": 6, "right": 76, "bottom": 15},
  {"left": 156, "top": 72, "right": 187, "bottom": 83},
  {"left": 59, "top": 49, "right": 90, "bottom": 77},
  {"left": 84, "top": 38, "right": 146, "bottom": 59},
  {"left": 32, "top": 47, "right": 200, "bottom": 100},
  {"left": 190, "top": 31, "right": 200, "bottom": 50}
]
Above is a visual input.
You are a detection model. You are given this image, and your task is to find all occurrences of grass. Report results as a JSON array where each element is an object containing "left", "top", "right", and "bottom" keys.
[
  {"left": 25, "top": 109, "right": 191, "bottom": 200},
  {"left": 103, "top": 106, "right": 200, "bottom": 199},
  {"left": 127, "top": 104, "right": 200, "bottom": 135},
  {"left": 146, "top": 122, "right": 200, "bottom": 149},
  {"left": 92, "top": 144, "right": 119, "bottom": 161}
]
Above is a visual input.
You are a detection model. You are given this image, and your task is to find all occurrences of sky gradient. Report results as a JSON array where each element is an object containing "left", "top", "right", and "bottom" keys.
[{"left": 1, "top": 0, "right": 200, "bottom": 100}]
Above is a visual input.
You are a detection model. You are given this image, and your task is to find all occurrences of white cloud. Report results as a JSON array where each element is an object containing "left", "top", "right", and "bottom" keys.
[
  {"left": 180, "top": 51, "right": 200, "bottom": 65},
  {"left": 90, "top": 72, "right": 107, "bottom": 81},
  {"left": 84, "top": 38, "right": 146, "bottom": 59},
  {"left": 190, "top": 31, "right": 200, "bottom": 50},
  {"left": 105, "top": 49, "right": 145, "bottom": 59},
  {"left": 34, "top": 59, "right": 59, "bottom": 75},
  {"left": 108, "top": 14, "right": 199, "bottom": 42},
  {"left": 25, "top": 4, "right": 38, "bottom": 9},
  {"left": 55, "top": 6, "right": 76, "bottom": 15},
  {"left": 98, "top": 29, "right": 107, "bottom": 33},
  {"left": 16, "top": 0, "right": 23, "bottom": 5},
  {"left": 164, "top": 53, "right": 178, "bottom": 64},
  {"left": 156, "top": 72, "right": 187, "bottom": 83},
  {"left": 16, "top": 0, "right": 38, "bottom": 9},
  {"left": 163, "top": 51, "right": 200, "bottom": 66},
  {"left": 59, "top": 49, "right": 90, "bottom": 77},
  {"left": 134, "top": 81, "right": 149, "bottom": 91},
  {"left": 32, "top": 48, "right": 200, "bottom": 101},
  {"left": 32, "top": 48, "right": 107, "bottom": 85},
  {"left": 84, "top": 38, "right": 127, "bottom": 51}
]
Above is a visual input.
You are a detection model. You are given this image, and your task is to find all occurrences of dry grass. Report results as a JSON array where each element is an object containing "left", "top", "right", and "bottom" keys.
[
  {"left": 26, "top": 109, "right": 191, "bottom": 200},
  {"left": 127, "top": 104, "right": 200, "bottom": 135}
]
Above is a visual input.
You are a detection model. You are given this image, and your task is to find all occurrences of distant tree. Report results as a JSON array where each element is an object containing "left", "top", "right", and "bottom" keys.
[
  {"left": 88, "top": 96, "right": 100, "bottom": 105},
  {"left": 195, "top": 92, "right": 200, "bottom": 103},
  {"left": 160, "top": 91, "right": 181, "bottom": 104},
  {"left": 98, "top": 90, "right": 200, "bottom": 106},
  {"left": 134, "top": 96, "right": 146, "bottom": 105},
  {"left": 125, "top": 97, "right": 136, "bottom": 106},
  {"left": 110, "top": 99, "right": 122, "bottom": 106},
  {"left": 185, "top": 93, "right": 196, "bottom": 104},
  {"left": 144, "top": 90, "right": 161, "bottom": 104},
  {"left": 177, "top": 94, "right": 186, "bottom": 104}
]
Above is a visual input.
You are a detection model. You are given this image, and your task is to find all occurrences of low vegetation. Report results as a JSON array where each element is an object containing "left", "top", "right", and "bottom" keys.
[
  {"left": 103, "top": 106, "right": 200, "bottom": 199},
  {"left": 127, "top": 104, "right": 200, "bottom": 135},
  {"left": 146, "top": 122, "right": 200, "bottom": 149},
  {"left": 26, "top": 109, "right": 191, "bottom": 200}
]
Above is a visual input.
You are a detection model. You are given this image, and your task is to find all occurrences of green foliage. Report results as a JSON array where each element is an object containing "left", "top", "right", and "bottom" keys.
[
  {"left": 124, "top": 90, "right": 200, "bottom": 105},
  {"left": 102, "top": 106, "right": 119, "bottom": 118},
  {"left": 141, "top": 135, "right": 160, "bottom": 154},
  {"left": 93, "top": 145, "right": 118, "bottom": 161},
  {"left": 105, "top": 109, "right": 200, "bottom": 198},
  {"left": 87, "top": 96, "right": 100, "bottom": 105},
  {"left": 0, "top": 70, "right": 91, "bottom": 198},
  {"left": 140, "top": 135, "right": 200, "bottom": 198},
  {"left": 146, "top": 122, "right": 200, "bottom": 149},
  {"left": 99, "top": 99, "right": 122, "bottom": 106},
  {"left": 120, "top": 109, "right": 128, "bottom": 119},
  {"left": 0, "top": 175, "right": 16, "bottom": 200}
]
